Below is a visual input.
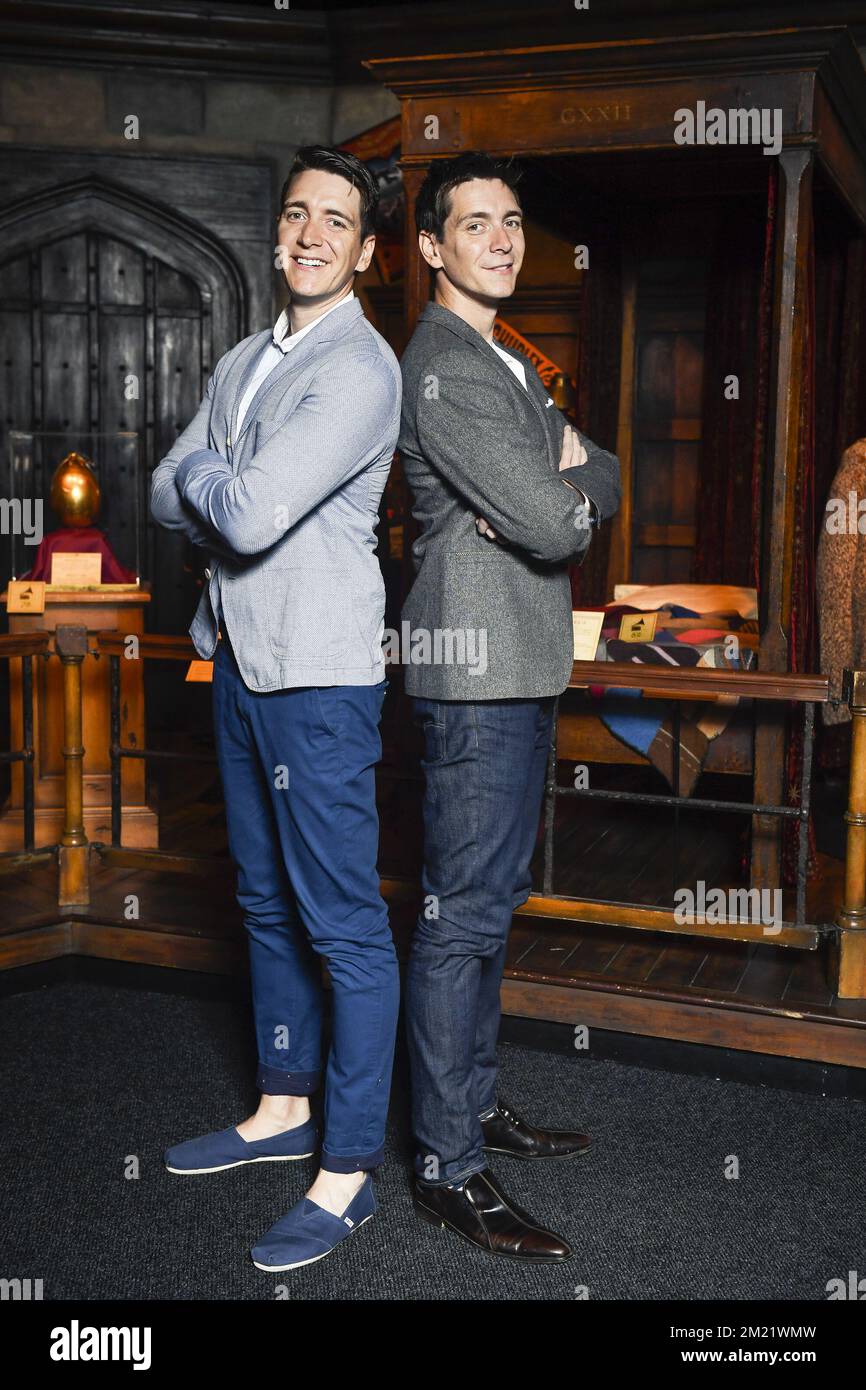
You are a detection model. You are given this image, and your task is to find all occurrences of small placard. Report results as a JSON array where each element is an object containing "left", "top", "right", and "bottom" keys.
[
  {"left": 619, "top": 611, "right": 658, "bottom": 643},
  {"left": 572, "top": 609, "right": 605, "bottom": 661},
  {"left": 185, "top": 660, "right": 214, "bottom": 683},
  {"left": 7, "top": 579, "right": 46, "bottom": 613},
  {"left": 50, "top": 552, "right": 102, "bottom": 586}
]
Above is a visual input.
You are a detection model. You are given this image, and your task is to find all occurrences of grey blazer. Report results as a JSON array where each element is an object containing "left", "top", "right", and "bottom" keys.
[
  {"left": 150, "top": 296, "right": 401, "bottom": 692},
  {"left": 399, "top": 301, "right": 620, "bottom": 700}
]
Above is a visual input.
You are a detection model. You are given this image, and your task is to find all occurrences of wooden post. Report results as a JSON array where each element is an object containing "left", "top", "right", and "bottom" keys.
[
  {"left": 836, "top": 669, "right": 866, "bottom": 998},
  {"left": 752, "top": 148, "right": 813, "bottom": 892},
  {"left": 401, "top": 162, "right": 429, "bottom": 339},
  {"left": 606, "top": 237, "right": 637, "bottom": 595},
  {"left": 56, "top": 624, "right": 90, "bottom": 908}
]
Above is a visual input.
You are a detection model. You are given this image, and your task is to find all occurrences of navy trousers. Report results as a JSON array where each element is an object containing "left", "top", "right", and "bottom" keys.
[
  {"left": 405, "top": 695, "right": 555, "bottom": 1185},
  {"left": 212, "top": 636, "right": 399, "bottom": 1173}
]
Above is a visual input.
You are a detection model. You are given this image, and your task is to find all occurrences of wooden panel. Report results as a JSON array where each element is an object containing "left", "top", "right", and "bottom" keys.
[
  {"left": 157, "top": 264, "right": 201, "bottom": 312},
  {"left": 98, "top": 237, "right": 145, "bottom": 306},
  {"left": 40, "top": 232, "right": 88, "bottom": 304},
  {"left": 814, "top": 81, "right": 866, "bottom": 232},
  {"left": 633, "top": 442, "right": 700, "bottom": 526},
  {"left": 633, "top": 544, "right": 693, "bottom": 584},
  {"left": 556, "top": 710, "right": 753, "bottom": 774},
  {"left": 41, "top": 311, "right": 89, "bottom": 434},
  {"left": 515, "top": 893, "right": 819, "bottom": 949},
  {"left": 635, "top": 524, "right": 697, "bottom": 547},
  {"left": 98, "top": 312, "right": 146, "bottom": 435},
  {"left": 0, "top": 252, "right": 30, "bottom": 302},
  {"left": 498, "top": 978, "right": 866, "bottom": 1069},
  {"left": 0, "top": 306, "right": 31, "bottom": 432},
  {"left": 506, "top": 928, "right": 584, "bottom": 978},
  {"left": 7, "top": 595, "right": 150, "bottom": 815}
]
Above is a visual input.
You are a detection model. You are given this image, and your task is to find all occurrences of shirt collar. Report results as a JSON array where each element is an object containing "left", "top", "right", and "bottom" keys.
[{"left": 272, "top": 291, "right": 356, "bottom": 354}]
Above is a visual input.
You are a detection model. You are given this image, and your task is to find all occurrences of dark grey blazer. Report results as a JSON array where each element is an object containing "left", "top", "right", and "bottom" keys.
[{"left": 398, "top": 301, "right": 620, "bottom": 700}]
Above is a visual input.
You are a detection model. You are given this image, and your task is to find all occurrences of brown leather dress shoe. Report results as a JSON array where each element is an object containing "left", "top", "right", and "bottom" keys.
[
  {"left": 481, "top": 1098, "right": 591, "bottom": 1159},
  {"left": 414, "top": 1167, "right": 572, "bottom": 1261}
]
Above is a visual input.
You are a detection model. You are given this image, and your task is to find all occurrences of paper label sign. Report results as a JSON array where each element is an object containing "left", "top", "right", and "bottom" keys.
[
  {"left": 7, "top": 579, "right": 46, "bottom": 613},
  {"left": 619, "top": 612, "right": 658, "bottom": 642},
  {"left": 50, "top": 552, "right": 102, "bottom": 586},
  {"left": 185, "top": 660, "right": 214, "bottom": 683},
  {"left": 572, "top": 610, "right": 605, "bottom": 661}
]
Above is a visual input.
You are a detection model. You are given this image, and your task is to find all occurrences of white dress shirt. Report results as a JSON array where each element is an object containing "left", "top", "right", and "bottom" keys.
[
  {"left": 490, "top": 339, "right": 528, "bottom": 390},
  {"left": 234, "top": 291, "right": 355, "bottom": 435}
]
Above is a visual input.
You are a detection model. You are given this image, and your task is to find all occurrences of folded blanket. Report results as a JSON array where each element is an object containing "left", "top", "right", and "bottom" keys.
[{"left": 591, "top": 607, "right": 756, "bottom": 794}]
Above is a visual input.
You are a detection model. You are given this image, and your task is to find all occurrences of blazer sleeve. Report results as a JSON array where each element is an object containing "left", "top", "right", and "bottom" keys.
[
  {"left": 412, "top": 351, "right": 592, "bottom": 563},
  {"left": 535, "top": 390, "right": 620, "bottom": 523},
  {"left": 559, "top": 438, "right": 621, "bottom": 523},
  {"left": 174, "top": 353, "right": 399, "bottom": 556},
  {"left": 149, "top": 365, "right": 239, "bottom": 563}
]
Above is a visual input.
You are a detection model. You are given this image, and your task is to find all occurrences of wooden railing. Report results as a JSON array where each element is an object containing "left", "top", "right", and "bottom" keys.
[
  {"left": 0, "top": 631, "right": 54, "bottom": 876},
  {"left": 525, "top": 659, "right": 831, "bottom": 958},
  {"left": 3, "top": 627, "right": 866, "bottom": 996}
]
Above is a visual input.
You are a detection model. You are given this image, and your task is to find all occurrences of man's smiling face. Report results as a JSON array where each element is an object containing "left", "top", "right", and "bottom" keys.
[
  {"left": 423, "top": 177, "right": 524, "bottom": 305},
  {"left": 277, "top": 167, "right": 374, "bottom": 308}
]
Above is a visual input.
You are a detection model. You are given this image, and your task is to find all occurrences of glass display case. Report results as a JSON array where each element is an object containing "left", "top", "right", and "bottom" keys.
[{"left": 6, "top": 430, "right": 142, "bottom": 584}]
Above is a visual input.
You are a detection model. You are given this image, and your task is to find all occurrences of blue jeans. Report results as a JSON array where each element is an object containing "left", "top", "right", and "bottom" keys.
[
  {"left": 405, "top": 695, "right": 555, "bottom": 1185},
  {"left": 212, "top": 636, "right": 399, "bottom": 1172}
]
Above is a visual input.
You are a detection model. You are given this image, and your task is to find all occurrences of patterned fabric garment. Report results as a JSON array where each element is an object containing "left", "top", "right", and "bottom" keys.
[
  {"left": 816, "top": 438, "right": 866, "bottom": 725},
  {"left": 592, "top": 606, "right": 756, "bottom": 796}
]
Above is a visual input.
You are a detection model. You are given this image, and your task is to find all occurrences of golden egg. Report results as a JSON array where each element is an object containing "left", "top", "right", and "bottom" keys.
[{"left": 49, "top": 452, "right": 101, "bottom": 528}]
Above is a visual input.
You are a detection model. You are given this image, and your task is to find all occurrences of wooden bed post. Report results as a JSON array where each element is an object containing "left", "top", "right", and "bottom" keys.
[
  {"left": 752, "top": 147, "right": 814, "bottom": 893},
  {"left": 400, "top": 163, "right": 429, "bottom": 338},
  {"left": 606, "top": 237, "right": 637, "bottom": 594}
]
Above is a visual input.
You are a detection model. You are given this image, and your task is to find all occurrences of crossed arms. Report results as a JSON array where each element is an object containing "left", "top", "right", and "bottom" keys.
[
  {"left": 413, "top": 352, "right": 621, "bottom": 564},
  {"left": 150, "top": 353, "right": 398, "bottom": 557}
]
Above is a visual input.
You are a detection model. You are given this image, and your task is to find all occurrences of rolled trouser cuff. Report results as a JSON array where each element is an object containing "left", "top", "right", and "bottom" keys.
[
  {"left": 257, "top": 1063, "right": 320, "bottom": 1095},
  {"left": 416, "top": 1160, "right": 487, "bottom": 1188},
  {"left": 320, "top": 1143, "right": 385, "bottom": 1173}
]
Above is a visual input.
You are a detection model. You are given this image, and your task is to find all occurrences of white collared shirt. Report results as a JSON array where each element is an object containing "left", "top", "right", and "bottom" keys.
[
  {"left": 489, "top": 340, "right": 527, "bottom": 390},
  {"left": 234, "top": 291, "right": 355, "bottom": 435}
]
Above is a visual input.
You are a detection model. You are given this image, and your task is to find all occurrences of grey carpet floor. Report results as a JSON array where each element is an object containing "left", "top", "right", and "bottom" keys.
[{"left": 1, "top": 979, "right": 863, "bottom": 1301}]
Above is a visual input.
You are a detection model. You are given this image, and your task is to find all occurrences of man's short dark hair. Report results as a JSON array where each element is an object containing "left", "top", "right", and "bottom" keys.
[
  {"left": 415, "top": 151, "right": 523, "bottom": 240},
  {"left": 279, "top": 145, "right": 380, "bottom": 242}
]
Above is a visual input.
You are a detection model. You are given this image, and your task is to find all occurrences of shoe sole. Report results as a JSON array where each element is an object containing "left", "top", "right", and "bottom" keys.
[
  {"left": 481, "top": 1142, "right": 592, "bottom": 1160},
  {"left": 413, "top": 1197, "right": 573, "bottom": 1262},
  {"left": 250, "top": 1212, "right": 375, "bottom": 1271},
  {"left": 165, "top": 1152, "right": 315, "bottom": 1175}
]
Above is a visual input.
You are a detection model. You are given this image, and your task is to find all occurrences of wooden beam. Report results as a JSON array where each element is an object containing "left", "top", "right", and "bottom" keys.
[
  {"left": 568, "top": 659, "right": 827, "bottom": 703},
  {"left": 515, "top": 893, "right": 819, "bottom": 949},
  {"left": 498, "top": 978, "right": 866, "bottom": 1069}
]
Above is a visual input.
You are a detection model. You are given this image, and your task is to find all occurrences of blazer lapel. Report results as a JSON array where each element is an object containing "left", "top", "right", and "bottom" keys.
[
  {"left": 232, "top": 296, "right": 364, "bottom": 448},
  {"left": 225, "top": 333, "right": 270, "bottom": 449},
  {"left": 419, "top": 305, "right": 559, "bottom": 468}
]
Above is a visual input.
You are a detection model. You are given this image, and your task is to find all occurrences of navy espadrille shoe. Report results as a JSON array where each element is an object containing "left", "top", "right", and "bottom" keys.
[
  {"left": 251, "top": 1174, "right": 376, "bottom": 1271},
  {"left": 164, "top": 1118, "right": 318, "bottom": 1174}
]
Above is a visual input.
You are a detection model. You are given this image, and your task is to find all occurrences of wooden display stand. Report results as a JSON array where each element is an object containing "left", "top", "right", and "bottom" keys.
[{"left": 0, "top": 585, "right": 158, "bottom": 850}]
